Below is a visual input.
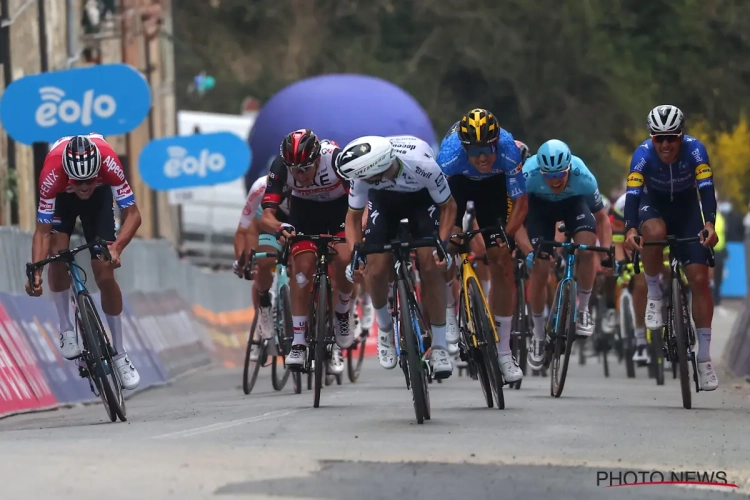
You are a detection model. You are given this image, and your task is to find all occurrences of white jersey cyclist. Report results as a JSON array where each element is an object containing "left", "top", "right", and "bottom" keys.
[{"left": 346, "top": 135, "right": 451, "bottom": 210}]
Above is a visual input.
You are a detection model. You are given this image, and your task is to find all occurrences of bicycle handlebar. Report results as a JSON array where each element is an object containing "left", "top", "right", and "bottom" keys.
[
  {"left": 26, "top": 238, "right": 112, "bottom": 288},
  {"left": 352, "top": 236, "right": 447, "bottom": 266},
  {"left": 632, "top": 230, "right": 714, "bottom": 274}
]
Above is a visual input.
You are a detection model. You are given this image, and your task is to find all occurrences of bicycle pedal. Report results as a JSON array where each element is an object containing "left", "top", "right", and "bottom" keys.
[{"left": 78, "top": 365, "right": 90, "bottom": 378}]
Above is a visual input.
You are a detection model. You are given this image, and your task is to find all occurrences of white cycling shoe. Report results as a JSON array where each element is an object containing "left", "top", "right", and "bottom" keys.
[
  {"left": 446, "top": 309, "right": 459, "bottom": 354},
  {"left": 697, "top": 361, "right": 719, "bottom": 391},
  {"left": 114, "top": 352, "right": 140, "bottom": 390},
  {"left": 328, "top": 344, "right": 345, "bottom": 375},
  {"left": 498, "top": 353, "right": 523, "bottom": 382},
  {"left": 645, "top": 298, "right": 665, "bottom": 329},
  {"left": 334, "top": 311, "right": 355, "bottom": 349},
  {"left": 257, "top": 306, "right": 274, "bottom": 340},
  {"left": 60, "top": 330, "right": 82, "bottom": 360},
  {"left": 430, "top": 346, "right": 453, "bottom": 379},
  {"left": 378, "top": 326, "right": 397, "bottom": 369},
  {"left": 360, "top": 300, "right": 374, "bottom": 330}
]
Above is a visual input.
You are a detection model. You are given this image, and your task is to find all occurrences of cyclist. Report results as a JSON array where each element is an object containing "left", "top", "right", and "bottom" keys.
[
  {"left": 623, "top": 105, "right": 719, "bottom": 391},
  {"left": 338, "top": 135, "right": 457, "bottom": 378},
  {"left": 26, "top": 134, "right": 141, "bottom": 390},
  {"left": 260, "top": 129, "right": 354, "bottom": 369},
  {"left": 524, "top": 139, "right": 613, "bottom": 370},
  {"left": 436, "top": 109, "right": 532, "bottom": 383}
]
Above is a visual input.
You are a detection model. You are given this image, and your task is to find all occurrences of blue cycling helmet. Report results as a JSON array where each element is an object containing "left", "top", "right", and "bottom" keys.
[{"left": 536, "top": 139, "right": 572, "bottom": 172}]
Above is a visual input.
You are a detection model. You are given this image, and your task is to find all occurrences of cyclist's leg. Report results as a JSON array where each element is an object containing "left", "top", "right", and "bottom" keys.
[
  {"left": 560, "top": 196, "right": 597, "bottom": 336},
  {"left": 253, "top": 212, "right": 279, "bottom": 341},
  {"left": 408, "top": 190, "right": 452, "bottom": 376},
  {"left": 357, "top": 211, "right": 374, "bottom": 330},
  {"left": 284, "top": 197, "right": 323, "bottom": 366},
  {"left": 631, "top": 273, "right": 649, "bottom": 360},
  {"left": 474, "top": 176, "right": 520, "bottom": 381},
  {"left": 674, "top": 196, "right": 717, "bottom": 389},
  {"left": 84, "top": 186, "right": 140, "bottom": 389},
  {"left": 638, "top": 191, "right": 668, "bottom": 328},
  {"left": 444, "top": 176, "right": 470, "bottom": 348},
  {"left": 362, "top": 191, "right": 399, "bottom": 369},
  {"left": 48, "top": 193, "right": 79, "bottom": 360},
  {"left": 327, "top": 197, "right": 355, "bottom": 349},
  {"left": 469, "top": 219, "right": 490, "bottom": 297},
  {"left": 527, "top": 195, "right": 555, "bottom": 368}
]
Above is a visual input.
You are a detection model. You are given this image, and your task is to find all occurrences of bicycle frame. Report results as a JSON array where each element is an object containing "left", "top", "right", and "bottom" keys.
[
  {"left": 391, "top": 246, "right": 429, "bottom": 358},
  {"left": 251, "top": 251, "right": 290, "bottom": 346}
]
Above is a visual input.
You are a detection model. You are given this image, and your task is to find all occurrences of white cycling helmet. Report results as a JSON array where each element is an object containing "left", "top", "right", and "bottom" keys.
[
  {"left": 647, "top": 105, "right": 684, "bottom": 135},
  {"left": 335, "top": 136, "right": 394, "bottom": 180},
  {"left": 63, "top": 135, "right": 102, "bottom": 180}
]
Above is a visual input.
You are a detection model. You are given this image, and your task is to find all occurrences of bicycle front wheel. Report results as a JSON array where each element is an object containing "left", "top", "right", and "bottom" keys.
[
  {"left": 620, "top": 293, "right": 636, "bottom": 379},
  {"left": 313, "top": 274, "right": 331, "bottom": 408},
  {"left": 79, "top": 293, "right": 126, "bottom": 422},
  {"left": 650, "top": 328, "right": 665, "bottom": 386},
  {"left": 242, "top": 312, "right": 260, "bottom": 394},
  {"left": 460, "top": 284, "right": 492, "bottom": 408},
  {"left": 672, "top": 279, "right": 692, "bottom": 409},
  {"left": 468, "top": 278, "right": 505, "bottom": 409},
  {"left": 347, "top": 332, "right": 367, "bottom": 383},
  {"left": 398, "top": 279, "right": 428, "bottom": 424},
  {"left": 551, "top": 280, "right": 576, "bottom": 398}
]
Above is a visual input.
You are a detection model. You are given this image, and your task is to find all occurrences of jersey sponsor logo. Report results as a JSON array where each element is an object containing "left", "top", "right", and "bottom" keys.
[
  {"left": 626, "top": 172, "right": 644, "bottom": 188},
  {"left": 104, "top": 155, "right": 124, "bottom": 181},
  {"left": 691, "top": 148, "right": 704, "bottom": 164},
  {"left": 40, "top": 169, "right": 59, "bottom": 197},
  {"left": 698, "top": 179, "right": 713, "bottom": 189},
  {"left": 38, "top": 199, "right": 54, "bottom": 213},
  {"left": 626, "top": 188, "right": 640, "bottom": 196},
  {"left": 632, "top": 158, "right": 646, "bottom": 172},
  {"left": 293, "top": 171, "right": 334, "bottom": 189},
  {"left": 115, "top": 184, "right": 132, "bottom": 198},
  {"left": 414, "top": 165, "right": 433, "bottom": 179},
  {"left": 509, "top": 187, "right": 524, "bottom": 198},
  {"left": 695, "top": 164, "right": 712, "bottom": 180},
  {"left": 593, "top": 189, "right": 602, "bottom": 204}
]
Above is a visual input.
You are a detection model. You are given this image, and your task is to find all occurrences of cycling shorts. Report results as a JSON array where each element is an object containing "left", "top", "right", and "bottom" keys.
[
  {"left": 51, "top": 185, "right": 116, "bottom": 258},
  {"left": 364, "top": 188, "right": 440, "bottom": 245},
  {"left": 526, "top": 194, "right": 596, "bottom": 258},
  {"left": 448, "top": 174, "right": 514, "bottom": 248},
  {"left": 288, "top": 195, "right": 347, "bottom": 256},
  {"left": 638, "top": 189, "right": 710, "bottom": 266}
]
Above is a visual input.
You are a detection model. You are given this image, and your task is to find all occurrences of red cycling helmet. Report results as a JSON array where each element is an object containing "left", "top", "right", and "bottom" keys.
[{"left": 280, "top": 129, "right": 321, "bottom": 168}]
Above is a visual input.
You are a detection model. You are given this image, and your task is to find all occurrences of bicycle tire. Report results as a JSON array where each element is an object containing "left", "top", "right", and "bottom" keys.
[
  {"left": 551, "top": 280, "right": 576, "bottom": 398},
  {"left": 672, "top": 279, "right": 692, "bottom": 409},
  {"left": 514, "top": 279, "right": 529, "bottom": 390},
  {"left": 347, "top": 332, "right": 367, "bottom": 383},
  {"left": 469, "top": 278, "right": 505, "bottom": 409},
  {"left": 313, "top": 274, "right": 330, "bottom": 408},
  {"left": 292, "top": 371, "right": 302, "bottom": 394},
  {"left": 651, "top": 328, "right": 665, "bottom": 386},
  {"left": 242, "top": 312, "right": 260, "bottom": 395},
  {"left": 271, "top": 356, "right": 291, "bottom": 391},
  {"left": 621, "top": 293, "right": 636, "bottom": 378},
  {"left": 271, "top": 284, "right": 294, "bottom": 391},
  {"left": 461, "top": 284, "right": 492, "bottom": 408},
  {"left": 79, "top": 293, "right": 125, "bottom": 422},
  {"left": 398, "top": 279, "right": 428, "bottom": 424},
  {"left": 249, "top": 341, "right": 267, "bottom": 394}
]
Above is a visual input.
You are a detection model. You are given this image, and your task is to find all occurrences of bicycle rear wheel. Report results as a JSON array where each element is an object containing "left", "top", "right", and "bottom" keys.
[
  {"left": 650, "top": 328, "right": 665, "bottom": 386},
  {"left": 620, "top": 293, "right": 636, "bottom": 379},
  {"left": 79, "top": 293, "right": 126, "bottom": 422},
  {"left": 551, "top": 280, "right": 576, "bottom": 398},
  {"left": 272, "top": 285, "right": 294, "bottom": 391},
  {"left": 672, "top": 279, "right": 692, "bottom": 409},
  {"left": 513, "top": 280, "right": 529, "bottom": 390},
  {"left": 347, "top": 331, "right": 367, "bottom": 383},
  {"left": 242, "top": 312, "right": 261, "bottom": 394},
  {"left": 461, "top": 284, "right": 492, "bottom": 408},
  {"left": 312, "top": 275, "right": 331, "bottom": 408},
  {"left": 468, "top": 278, "right": 504, "bottom": 409},
  {"left": 399, "top": 279, "right": 428, "bottom": 424}
]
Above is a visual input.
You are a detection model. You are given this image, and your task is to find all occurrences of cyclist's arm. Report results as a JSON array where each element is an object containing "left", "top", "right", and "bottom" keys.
[
  {"left": 624, "top": 153, "right": 646, "bottom": 232},
  {"left": 693, "top": 147, "right": 717, "bottom": 227},
  {"left": 504, "top": 153, "right": 528, "bottom": 237},
  {"left": 112, "top": 204, "right": 141, "bottom": 252},
  {"left": 593, "top": 206, "right": 612, "bottom": 249},
  {"left": 31, "top": 222, "right": 52, "bottom": 271},
  {"left": 421, "top": 164, "right": 455, "bottom": 244},
  {"left": 613, "top": 218, "right": 626, "bottom": 261},
  {"left": 259, "top": 159, "right": 287, "bottom": 234},
  {"left": 345, "top": 179, "right": 367, "bottom": 256}
]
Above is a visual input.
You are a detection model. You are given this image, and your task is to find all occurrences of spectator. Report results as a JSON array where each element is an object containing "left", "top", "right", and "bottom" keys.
[{"left": 713, "top": 209, "right": 727, "bottom": 306}]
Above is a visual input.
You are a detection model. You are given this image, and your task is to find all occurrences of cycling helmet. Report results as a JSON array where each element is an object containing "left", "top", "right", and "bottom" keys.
[
  {"left": 514, "top": 140, "right": 530, "bottom": 162},
  {"left": 536, "top": 139, "right": 572, "bottom": 172},
  {"left": 335, "top": 136, "right": 394, "bottom": 180},
  {"left": 457, "top": 108, "right": 500, "bottom": 146},
  {"left": 280, "top": 129, "right": 321, "bottom": 167},
  {"left": 647, "top": 105, "right": 684, "bottom": 134},
  {"left": 63, "top": 135, "right": 102, "bottom": 180}
]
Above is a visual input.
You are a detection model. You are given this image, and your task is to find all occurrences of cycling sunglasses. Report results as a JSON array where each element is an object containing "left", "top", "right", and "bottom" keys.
[
  {"left": 464, "top": 144, "right": 497, "bottom": 158},
  {"left": 651, "top": 134, "right": 682, "bottom": 144},
  {"left": 69, "top": 178, "right": 97, "bottom": 186},
  {"left": 541, "top": 167, "right": 570, "bottom": 180},
  {"left": 287, "top": 159, "right": 317, "bottom": 172}
]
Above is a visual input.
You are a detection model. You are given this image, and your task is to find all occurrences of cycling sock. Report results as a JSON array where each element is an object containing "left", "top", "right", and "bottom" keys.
[
  {"left": 105, "top": 313, "right": 123, "bottom": 354},
  {"left": 481, "top": 280, "right": 491, "bottom": 299},
  {"left": 577, "top": 289, "right": 592, "bottom": 313},
  {"left": 258, "top": 290, "right": 272, "bottom": 308},
  {"left": 445, "top": 281, "right": 455, "bottom": 308},
  {"left": 52, "top": 289, "right": 74, "bottom": 332},
  {"left": 375, "top": 305, "right": 392, "bottom": 331},
  {"left": 697, "top": 328, "right": 711, "bottom": 362},
  {"left": 635, "top": 327, "right": 647, "bottom": 346},
  {"left": 532, "top": 313, "right": 545, "bottom": 341},
  {"left": 292, "top": 315, "right": 307, "bottom": 345},
  {"left": 494, "top": 315, "right": 513, "bottom": 355},
  {"left": 645, "top": 274, "right": 662, "bottom": 299},
  {"left": 335, "top": 291, "right": 352, "bottom": 314},
  {"left": 431, "top": 323, "right": 447, "bottom": 348}
]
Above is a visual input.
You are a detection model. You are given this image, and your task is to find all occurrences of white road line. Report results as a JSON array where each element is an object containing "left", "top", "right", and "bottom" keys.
[{"left": 153, "top": 408, "right": 303, "bottom": 439}]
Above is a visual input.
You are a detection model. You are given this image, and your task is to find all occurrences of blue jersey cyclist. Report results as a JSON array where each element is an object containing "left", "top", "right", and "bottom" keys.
[
  {"left": 523, "top": 140, "right": 613, "bottom": 371},
  {"left": 622, "top": 105, "right": 719, "bottom": 391},
  {"left": 437, "top": 108, "right": 531, "bottom": 384}
]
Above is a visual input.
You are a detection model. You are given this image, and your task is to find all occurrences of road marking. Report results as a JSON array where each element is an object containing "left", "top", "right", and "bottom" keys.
[{"left": 152, "top": 408, "right": 303, "bottom": 439}]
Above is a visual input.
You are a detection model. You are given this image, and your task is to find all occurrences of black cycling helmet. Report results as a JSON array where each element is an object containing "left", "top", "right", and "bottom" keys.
[{"left": 457, "top": 108, "right": 500, "bottom": 146}]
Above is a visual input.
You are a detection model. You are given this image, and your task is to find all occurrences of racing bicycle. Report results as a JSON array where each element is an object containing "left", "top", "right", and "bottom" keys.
[
  {"left": 26, "top": 238, "right": 126, "bottom": 422},
  {"left": 353, "top": 235, "right": 447, "bottom": 424},
  {"left": 633, "top": 231, "right": 714, "bottom": 409},
  {"left": 535, "top": 234, "right": 614, "bottom": 397}
]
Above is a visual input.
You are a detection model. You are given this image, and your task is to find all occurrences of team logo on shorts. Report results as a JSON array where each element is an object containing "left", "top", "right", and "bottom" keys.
[{"left": 626, "top": 172, "right": 644, "bottom": 188}]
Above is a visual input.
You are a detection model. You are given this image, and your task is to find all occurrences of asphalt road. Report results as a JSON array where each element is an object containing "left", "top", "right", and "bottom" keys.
[{"left": 1, "top": 306, "right": 748, "bottom": 500}]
